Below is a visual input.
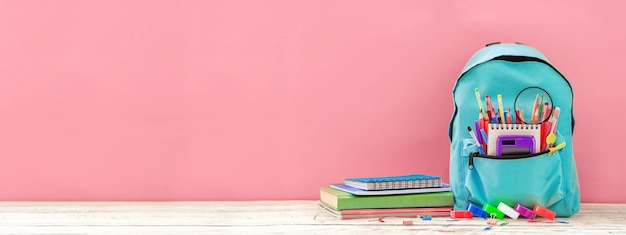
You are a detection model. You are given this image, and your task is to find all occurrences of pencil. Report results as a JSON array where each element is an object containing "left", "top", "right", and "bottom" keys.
[
  {"left": 531, "top": 94, "right": 539, "bottom": 123},
  {"left": 475, "top": 88, "right": 486, "bottom": 118}
]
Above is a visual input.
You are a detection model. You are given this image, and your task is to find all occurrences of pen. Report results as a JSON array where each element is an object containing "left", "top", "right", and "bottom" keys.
[
  {"left": 475, "top": 88, "right": 487, "bottom": 118},
  {"left": 497, "top": 94, "right": 505, "bottom": 125},
  {"left": 468, "top": 126, "right": 486, "bottom": 155}
]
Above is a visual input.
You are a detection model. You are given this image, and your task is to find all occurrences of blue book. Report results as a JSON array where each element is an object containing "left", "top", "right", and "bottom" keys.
[
  {"left": 330, "top": 183, "right": 450, "bottom": 196},
  {"left": 344, "top": 174, "right": 442, "bottom": 191}
]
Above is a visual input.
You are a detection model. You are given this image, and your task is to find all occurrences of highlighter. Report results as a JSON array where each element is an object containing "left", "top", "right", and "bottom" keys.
[{"left": 497, "top": 94, "right": 505, "bottom": 125}]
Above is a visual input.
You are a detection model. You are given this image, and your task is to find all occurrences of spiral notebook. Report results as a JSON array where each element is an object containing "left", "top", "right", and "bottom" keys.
[
  {"left": 344, "top": 174, "right": 442, "bottom": 191},
  {"left": 330, "top": 183, "right": 450, "bottom": 195},
  {"left": 487, "top": 124, "right": 541, "bottom": 155}
]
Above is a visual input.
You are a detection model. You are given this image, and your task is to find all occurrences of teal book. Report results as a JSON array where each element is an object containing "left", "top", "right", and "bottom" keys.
[{"left": 320, "top": 187, "right": 454, "bottom": 210}]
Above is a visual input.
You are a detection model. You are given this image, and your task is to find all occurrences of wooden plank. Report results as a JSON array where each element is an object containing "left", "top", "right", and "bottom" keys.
[{"left": 0, "top": 201, "right": 624, "bottom": 234}]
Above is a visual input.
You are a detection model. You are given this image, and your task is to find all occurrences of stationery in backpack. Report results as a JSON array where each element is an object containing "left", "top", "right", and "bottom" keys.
[
  {"left": 487, "top": 124, "right": 541, "bottom": 155},
  {"left": 344, "top": 174, "right": 442, "bottom": 191}
]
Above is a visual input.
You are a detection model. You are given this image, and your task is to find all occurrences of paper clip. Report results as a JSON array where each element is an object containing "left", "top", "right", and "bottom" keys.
[{"left": 486, "top": 214, "right": 498, "bottom": 225}]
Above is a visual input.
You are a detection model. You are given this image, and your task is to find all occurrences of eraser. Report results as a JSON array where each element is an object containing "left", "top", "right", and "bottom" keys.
[
  {"left": 466, "top": 202, "right": 489, "bottom": 218},
  {"left": 421, "top": 215, "right": 432, "bottom": 220},
  {"left": 403, "top": 220, "right": 413, "bottom": 225},
  {"left": 482, "top": 203, "right": 505, "bottom": 220},
  {"left": 514, "top": 203, "right": 536, "bottom": 219},
  {"left": 450, "top": 210, "right": 473, "bottom": 219},
  {"left": 533, "top": 204, "right": 556, "bottom": 220},
  {"left": 497, "top": 202, "right": 520, "bottom": 219}
]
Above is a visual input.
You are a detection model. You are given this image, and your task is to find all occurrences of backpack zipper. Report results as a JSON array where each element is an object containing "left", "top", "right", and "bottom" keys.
[{"left": 468, "top": 150, "right": 550, "bottom": 170}]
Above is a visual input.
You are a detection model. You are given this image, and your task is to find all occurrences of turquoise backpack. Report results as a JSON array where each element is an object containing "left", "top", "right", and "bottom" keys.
[{"left": 449, "top": 43, "right": 580, "bottom": 217}]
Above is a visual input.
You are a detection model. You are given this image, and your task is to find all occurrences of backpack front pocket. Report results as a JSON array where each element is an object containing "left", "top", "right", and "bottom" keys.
[{"left": 464, "top": 150, "right": 565, "bottom": 209}]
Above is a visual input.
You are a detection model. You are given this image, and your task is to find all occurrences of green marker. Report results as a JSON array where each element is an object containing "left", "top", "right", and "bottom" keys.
[{"left": 483, "top": 203, "right": 505, "bottom": 220}]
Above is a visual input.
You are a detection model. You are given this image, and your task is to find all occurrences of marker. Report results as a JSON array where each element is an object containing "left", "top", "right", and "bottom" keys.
[
  {"left": 475, "top": 120, "right": 483, "bottom": 145},
  {"left": 497, "top": 202, "right": 520, "bottom": 219},
  {"left": 533, "top": 205, "right": 556, "bottom": 220},
  {"left": 480, "top": 128, "right": 489, "bottom": 153},
  {"left": 475, "top": 88, "right": 486, "bottom": 117},
  {"left": 514, "top": 203, "right": 536, "bottom": 219},
  {"left": 482, "top": 203, "right": 505, "bottom": 220},
  {"left": 468, "top": 126, "right": 485, "bottom": 154},
  {"left": 546, "top": 107, "right": 561, "bottom": 149},
  {"left": 450, "top": 210, "right": 473, "bottom": 219},
  {"left": 480, "top": 128, "right": 488, "bottom": 143},
  {"left": 497, "top": 94, "right": 505, "bottom": 125},
  {"left": 479, "top": 109, "right": 485, "bottom": 128}
]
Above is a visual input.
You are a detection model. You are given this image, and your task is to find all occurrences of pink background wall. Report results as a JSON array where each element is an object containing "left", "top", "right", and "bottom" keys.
[{"left": 1, "top": 0, "right": 624, "bottom": 202}]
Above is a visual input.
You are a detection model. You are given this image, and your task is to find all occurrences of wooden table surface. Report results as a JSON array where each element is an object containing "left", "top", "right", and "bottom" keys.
[{"left": 0, "top": 201, "right": 624, "bottom": 234}]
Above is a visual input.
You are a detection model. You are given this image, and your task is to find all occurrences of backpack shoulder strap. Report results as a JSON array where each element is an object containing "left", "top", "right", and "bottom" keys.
[{"left": 462, "top": 43, "right": 550, "bottom": 74}]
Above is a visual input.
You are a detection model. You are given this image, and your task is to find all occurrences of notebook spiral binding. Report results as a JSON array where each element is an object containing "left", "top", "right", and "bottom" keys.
[
  {"left": 489, "top": 124, "right": 541, "bottom": 130},
  {"left": 371, "top": 178, "right": 442, "bottom": 190}
]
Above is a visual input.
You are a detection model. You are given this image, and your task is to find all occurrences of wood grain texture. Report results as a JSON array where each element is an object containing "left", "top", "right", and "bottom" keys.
[{"left": 0, "top": 201, "right": 624, "bottom": 234}]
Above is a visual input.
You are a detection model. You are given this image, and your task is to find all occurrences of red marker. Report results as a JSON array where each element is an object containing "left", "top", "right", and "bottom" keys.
[
  {"left": 450, "top": 210, "right": 473, "bottom": 219},
  {"left": 533, "top": 204, "right": 556, "bottom": 220}
]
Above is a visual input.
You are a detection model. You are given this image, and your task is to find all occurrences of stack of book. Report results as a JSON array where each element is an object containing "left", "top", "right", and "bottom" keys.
[{"left": 319, "top": 174, "right": 453, "bottom": 219}]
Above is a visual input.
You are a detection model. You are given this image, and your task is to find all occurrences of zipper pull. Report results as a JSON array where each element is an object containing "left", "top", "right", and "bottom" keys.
[
  {"left": 548, "top": 141, "right": 567, "bottom": 156},
  {"left": 468, "top": 152, "right": 477, "bottom": 170}
]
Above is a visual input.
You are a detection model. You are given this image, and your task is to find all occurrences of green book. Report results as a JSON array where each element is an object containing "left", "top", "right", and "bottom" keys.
[{"left": 320, "top": 186, "right": 453, "bottom": 210}]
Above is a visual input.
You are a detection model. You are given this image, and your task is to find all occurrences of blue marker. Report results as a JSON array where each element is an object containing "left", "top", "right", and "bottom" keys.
[
  {"left": 467, "top": 202, "right": 489, "bottom": 218},
  {"left": 480, "top": 128, "right": 488, "bottom": 143}
]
